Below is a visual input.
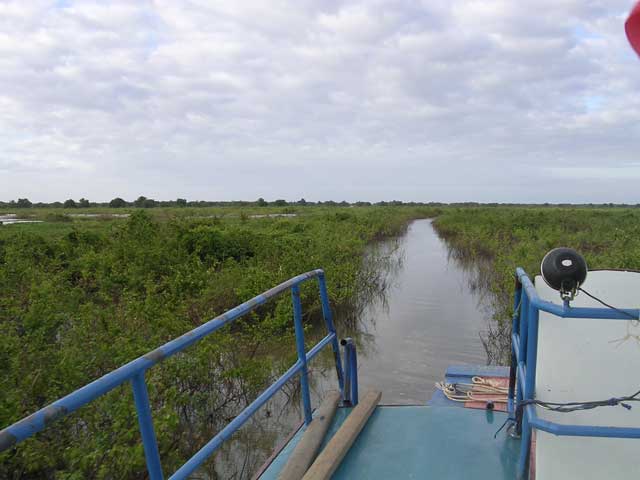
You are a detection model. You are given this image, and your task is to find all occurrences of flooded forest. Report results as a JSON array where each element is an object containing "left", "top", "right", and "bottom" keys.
[{"left": 2, "top": 205, "right": 640, "bottom": 479}]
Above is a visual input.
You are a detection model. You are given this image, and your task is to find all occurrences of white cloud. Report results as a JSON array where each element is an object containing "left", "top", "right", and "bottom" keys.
[{"left": 0, "top": 0, "right": 639, "bottom": 202}]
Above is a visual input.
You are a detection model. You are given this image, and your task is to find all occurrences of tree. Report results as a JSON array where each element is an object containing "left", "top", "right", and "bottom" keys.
[
  {"left": 78, "top": 198, "right": 90, "bottom": 208},
  {"left": 297, "top": 198, "right": 307, "bottom": 206},
  {"left": 256, "top": 198, "right": 268, "bottom": 207},
  {"left": 109, "top": 197, "right": 127, "bottom": 208},
  {"left": 16, "top": 198, "right": 32, "bottom": 208},
  {"left": 176, "top": 198, "right": 187, "bottom": 207},
  {"left": 134, "top": 196, "right": 147, "bottom": 208},
  {"left": 273, "top": 199, "right": 287, "bottom": 207},
  {"left": 64, "top": 199, "right": 77, "bottom": 208}
]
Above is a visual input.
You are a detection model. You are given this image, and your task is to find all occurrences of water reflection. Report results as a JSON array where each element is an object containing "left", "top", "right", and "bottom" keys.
[
  {"left": 438, "top": 234, "right": 512, "bottom": 365},
  {"left": 337, "top": 219, "right": 490, "bottom": 404}
]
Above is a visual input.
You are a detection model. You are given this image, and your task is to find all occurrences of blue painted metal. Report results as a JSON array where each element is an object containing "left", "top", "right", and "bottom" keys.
[
  {"left": 525, "top": 405, "right": 640, "bottom": 438},
  {"left": 260, "top": 406, "right": 521, "bottom": 480},
  {"left": 445, "top": 364, "right": 511, "bottom": 379},
  {"left": 340, "top": 338, "right": 358, "bottom": 405},
  {"left": 0, "top": 269, "right": 353, "bottom": 480},
  {"left": 518, "top": 293, "right": 529, "bottom": 367},
  {"left": 132, "top": 373, "right": 164, "bottom": 480},
  {"left": 517, "top": 304, "right": 539, "bottom": 475},
  {"left": 342, "top": 339, "right": 352, "bottom": 405},
  {"left": 516, "top": 268, "right": 640, "bottom": 320},
  {"left": 508, "top": 284, "right": 521, "bottom": 414},
  {"left": 318, "top": 272, "right": 345, "bottom": 395},
  {"left": 348, "top": 341, "right": 358, "bottom": 406},
  {"left": 170, "top": 360, "right": 304, "bottom": 480},
  {"left": 510, "top": 268, "right": 640, "bottom": 479},
  {"left": 306, "top": 333, "right": 336, "bottom": 361},
  {"left": 291, "top": 285, "right": 313, "bottom": 425}
]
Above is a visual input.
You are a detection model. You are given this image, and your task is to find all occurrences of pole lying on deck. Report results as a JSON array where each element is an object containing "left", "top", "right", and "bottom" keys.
[
  {"left": 277, "top": 391, "right": 341, "bottom": 480},
  {"left": 302, "top": 391, "right": 381, "bottom": 480}
]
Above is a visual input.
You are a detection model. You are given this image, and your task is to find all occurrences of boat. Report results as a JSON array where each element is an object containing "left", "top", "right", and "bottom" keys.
[
  {"left": 255, "top": 249, "right": 640, "bottom": 480},
  {"left": 2, "top": 246, "right": 639, "bottom": 479},
  {"left": 3, "top": 4, "right": 640, "bottom": 479}
]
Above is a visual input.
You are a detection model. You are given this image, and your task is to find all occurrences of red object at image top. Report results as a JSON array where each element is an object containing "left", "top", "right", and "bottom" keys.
[{"left": 627, "top": 1, "right": 640, "bottom": 56}]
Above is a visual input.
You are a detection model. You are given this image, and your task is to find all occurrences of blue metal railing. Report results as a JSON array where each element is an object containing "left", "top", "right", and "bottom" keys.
[
  {"left": 508, "top": 268, "right": 640, "bottom": 479},
  {"left": 0, "top": 269, "right": 354, "bottom": 480},
  {"left": 340, "top": 338, "right": 358, "bottom": 406}
]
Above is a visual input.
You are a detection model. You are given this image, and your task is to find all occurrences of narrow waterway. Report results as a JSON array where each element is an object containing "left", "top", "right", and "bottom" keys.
[
  {"left": 341, "top": 218, "right": 488, "bottom": 404},
  {"left": 216, "top": 218, "right": 493, "bottom": 478}
]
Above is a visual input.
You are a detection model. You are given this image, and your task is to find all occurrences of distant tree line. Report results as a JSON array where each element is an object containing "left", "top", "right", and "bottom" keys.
[
  {"left": 0, "top": 196, "right": 442, "bottom": 209},
  {"left": 2, "top": 197, "right": 640, "bottom": 209}
]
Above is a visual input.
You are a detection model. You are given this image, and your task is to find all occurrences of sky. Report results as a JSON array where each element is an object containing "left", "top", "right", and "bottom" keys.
[{"left": 0, "top": 0, "right": 639, "bottom": 204}]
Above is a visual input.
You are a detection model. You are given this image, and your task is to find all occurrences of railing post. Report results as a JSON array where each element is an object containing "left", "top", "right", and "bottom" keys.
[
  {"left": 518, "top": 293, "right": 529, "bottom": 365},
  {"left": 349, "top": 341, "right": 358, "bottom": 406},
  {"left": 291, "top": 285, "right": 313, "bottom": 425},
  {"left": 131, "top": 373, "right": 164, "bottom": 480},
  {"left": 342, "top": 340, "right": 352, "bottom": 405},
  {"left": 317, "top": 273, "right": 345, "bottom": 397},
  {"left": 508, "top": 282, "right": 522, "bottom": 414},
  {"left": 340, "top": 338, "right": 358, "bottom": 405},
  {"left": 517, "top": 303, "right": 540, "bottom": 479},
  {"left": 515, "top": 292, "right": 529, "bottom": 437}
]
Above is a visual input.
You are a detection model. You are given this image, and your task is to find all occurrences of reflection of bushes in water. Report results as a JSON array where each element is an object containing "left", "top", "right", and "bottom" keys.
[
  {"left": 439, "top": 235, "right": 513, "bottom": 365},
  {"left": 336, "top": 238, "right": 405, "bottom": 331},
  {"left": 479, "top": 319, "right": 513, "bottom": 365}
]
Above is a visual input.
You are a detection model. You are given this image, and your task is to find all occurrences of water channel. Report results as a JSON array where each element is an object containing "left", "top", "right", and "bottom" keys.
[
  {"left": 213, "top": 219, "right": 495, "bottom": 478},
  {"left": 342, "top": 218, "right": 489, "bottom": 404}
]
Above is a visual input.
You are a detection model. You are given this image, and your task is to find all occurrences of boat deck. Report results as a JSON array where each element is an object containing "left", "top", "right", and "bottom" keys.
[{"left": 259, "top": 403, "right": 520, "bottom": 479}]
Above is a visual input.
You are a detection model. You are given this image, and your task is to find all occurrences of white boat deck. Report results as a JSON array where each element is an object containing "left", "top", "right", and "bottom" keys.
[{"left": 535, "top": 271, "right": 640, "bottom": 479}]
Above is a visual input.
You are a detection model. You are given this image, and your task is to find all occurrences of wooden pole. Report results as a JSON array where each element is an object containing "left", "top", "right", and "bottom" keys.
[
  {"left": 302, "top": 391, "right": 381, "bottom": 480},
  {"left": 278, "top": 391, "right": 341, "bottom": 480}
]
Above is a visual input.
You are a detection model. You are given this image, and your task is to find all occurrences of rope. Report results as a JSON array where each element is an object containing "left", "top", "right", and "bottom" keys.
[{"left": 435, "top": 376, "right": 509, "bottom": 404}]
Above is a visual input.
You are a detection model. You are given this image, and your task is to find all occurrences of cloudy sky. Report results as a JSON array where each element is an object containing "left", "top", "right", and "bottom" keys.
[{"left": 1, "top": 0, "right": 639, "bottom": 203}]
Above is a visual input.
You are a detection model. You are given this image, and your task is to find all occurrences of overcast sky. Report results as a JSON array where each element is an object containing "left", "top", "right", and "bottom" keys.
[{"left": 1, "top": 1, "right": 639, "bottom": 203}]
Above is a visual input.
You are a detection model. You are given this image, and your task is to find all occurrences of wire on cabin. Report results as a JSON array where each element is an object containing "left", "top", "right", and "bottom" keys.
[{"left": 578, "top": 287, "right": 639, "bottom": 320}]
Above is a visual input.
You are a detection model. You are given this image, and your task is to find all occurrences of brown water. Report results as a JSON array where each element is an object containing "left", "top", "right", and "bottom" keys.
[
  {"left": 210, "top": 219, "right": 493, "bottom": 478},
  {"left": 343, "top": 218, "right": 488, "bottom": 404}
]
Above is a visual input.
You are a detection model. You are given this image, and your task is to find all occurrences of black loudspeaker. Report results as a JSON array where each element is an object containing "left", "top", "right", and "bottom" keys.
[{"left": 541, "top": 248, "right": 587, "bottom": 298}]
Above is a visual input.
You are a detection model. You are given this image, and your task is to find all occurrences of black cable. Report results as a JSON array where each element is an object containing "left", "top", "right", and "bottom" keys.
[
  {"left": 519, "top": 388, "right": 640, "bottom": 413},
  {"left": 578, "top": 287, "right": 639, "bottom": 320},
  {"left": 494, "top": 417, "right": 514, "bottom": 439}
]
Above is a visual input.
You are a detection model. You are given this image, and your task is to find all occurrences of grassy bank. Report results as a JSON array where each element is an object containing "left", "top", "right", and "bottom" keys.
[
  {"left": 0, "top": 206, "right": 437, "bottom": 479},
  {"left": 433, "top": 207, "right": 640, "bottom": 361}
]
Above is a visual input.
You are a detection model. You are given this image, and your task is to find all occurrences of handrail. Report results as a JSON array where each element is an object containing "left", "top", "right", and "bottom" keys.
[
  {"left": 0, "top": 269, "right": 347, "bottom": 480},
  {"left": 509, "top": 268, "right": 640, "bottom": 479},
  {"left": 516, "top": 268, "right": 640, "bottom": 320}
]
